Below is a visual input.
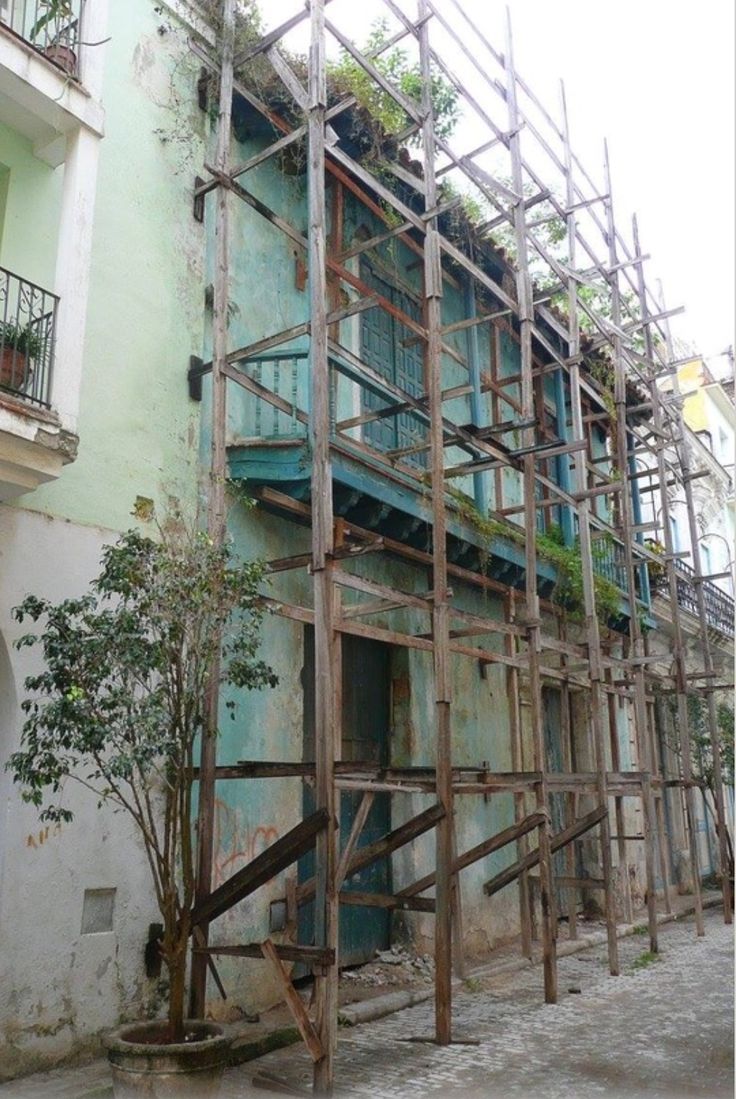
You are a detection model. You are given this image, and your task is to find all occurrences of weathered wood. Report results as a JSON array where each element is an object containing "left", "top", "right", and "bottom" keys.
[
  {"left": 399, "top": 812, "right": 545, "bottom": 897},
  {"left": 261, "top": 939, "right": 324, "bottom": 1064},
  {"left": 190, "top": 809, "right": 330, "bottom": 929},
  {"left": 339, "top": 892, "right": 436, "bottom": 913},
  {"left": 335, "top": 792, "right": 374, "bottom": 890},
  {"left": 196, "top": 943, "right": 334, "bottom": 966},
  {"left": 297, "top": 804, "right": 445, "bottom": 906},
  {"left": 483, "top": 805, "right": 608, "bottom": 897},
  {"left": 190, "top": 0, "right": 235, "bottom": 1020}
]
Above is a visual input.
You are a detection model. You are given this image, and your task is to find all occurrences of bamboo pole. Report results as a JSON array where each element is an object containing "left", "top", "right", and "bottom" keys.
[
  {"left": 418, "top": 0, "right": 454, "bottom": 1044},
  {"left": 602, "top": 144, "right": 658, "bottom": 954},
  {"left": 307, "top": 2, "right": 339, "bottom": 1090},
  {"left": 190, "top": 0, "right": 235, "bottom": 1018},
  {"left": 560, "top": 86, "right": 619, "bottom": 975},
  {"left": 506, "top": 12, "right": 557, "bottom": 1003}
]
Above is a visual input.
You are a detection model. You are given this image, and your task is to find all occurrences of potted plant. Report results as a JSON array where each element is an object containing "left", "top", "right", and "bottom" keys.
[
  {"left": 29, "top": 0, "right": 77, "bottom": 75},
  {"left": 7, "top": 522, "right": 277, "bottom": 1096},
  {"left": 0, "top": 319, "right": 42, "bottom": 392}
]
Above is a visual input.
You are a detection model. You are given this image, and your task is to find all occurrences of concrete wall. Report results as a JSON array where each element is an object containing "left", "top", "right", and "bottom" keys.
[{"left": 0, "top": 0, "right": 208, "bottom": 1075}]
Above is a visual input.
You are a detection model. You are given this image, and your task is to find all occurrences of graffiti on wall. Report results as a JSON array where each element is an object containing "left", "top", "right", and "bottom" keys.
[{"left": 212, "top": 797, "right": 279, "bottom": 890}]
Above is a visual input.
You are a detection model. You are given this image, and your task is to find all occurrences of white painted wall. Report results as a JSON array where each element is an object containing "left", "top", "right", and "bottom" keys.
[{"left": 0, "top": 507, "right": 161, "bottom": 1081}]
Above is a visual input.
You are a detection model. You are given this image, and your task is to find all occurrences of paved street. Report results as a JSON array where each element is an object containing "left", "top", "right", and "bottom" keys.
[
  {"left": 1, "top": 908, "right": 731, "bottom": 1098},
  {"left": 227, "top": 908, "right": 733, "bottom": 1099}
]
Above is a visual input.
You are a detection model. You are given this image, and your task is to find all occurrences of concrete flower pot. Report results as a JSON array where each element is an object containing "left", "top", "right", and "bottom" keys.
[{"left": 105, "top": 1020, "right": 231, "bottom": 1098}]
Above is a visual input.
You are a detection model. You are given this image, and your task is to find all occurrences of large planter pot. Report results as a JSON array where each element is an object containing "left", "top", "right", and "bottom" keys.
[{"left": 105, "top": 1020, "right": 231, "bottom": 1098}]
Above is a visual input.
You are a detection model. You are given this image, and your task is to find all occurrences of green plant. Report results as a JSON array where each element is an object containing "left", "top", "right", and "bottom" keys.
[
  {"left": 7, "top": 523, "right": 277, "bottom": 1043},
  {"left": 0, "top": 320, "right": 43, "bottom": 361},
  {"left": 631, "top": 949, "right": 660, "bottom": 970},
  {"left": 29, "top": 0, "right": 74, "bottom": 42},
  {"left": 329, "top": 19, "right": 459, "bottom": 146}
]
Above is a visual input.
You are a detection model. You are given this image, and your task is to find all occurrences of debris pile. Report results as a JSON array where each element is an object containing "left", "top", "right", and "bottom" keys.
[{"left": 340, "top": 945, "right": 435, "bottom": 988}]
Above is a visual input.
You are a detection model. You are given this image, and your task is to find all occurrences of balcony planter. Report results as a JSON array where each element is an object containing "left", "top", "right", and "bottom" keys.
[
  {"left": 43, "top": 42, "right": 77, "bottom": 74},
  {"left": 104, "top": 1020, "right": 231, "bottom": 1098},
  {"left": 0, "top": 321, "right": 41, "bottom": 394},
  {"left": 30, "top": 0, "right": 78, "bottom": 77}
]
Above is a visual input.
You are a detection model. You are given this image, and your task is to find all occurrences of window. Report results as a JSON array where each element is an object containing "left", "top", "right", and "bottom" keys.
[
  {"left": 360, "top": 260, "right": 426, "bottom": 467},
  {"left": 669, "top": 516, "right": 679, "bottom": 552}
]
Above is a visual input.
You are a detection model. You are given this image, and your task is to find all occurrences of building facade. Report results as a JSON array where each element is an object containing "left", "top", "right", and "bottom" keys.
[{"left": 0, "top": 0, "right": 731, "bottom": 1079}]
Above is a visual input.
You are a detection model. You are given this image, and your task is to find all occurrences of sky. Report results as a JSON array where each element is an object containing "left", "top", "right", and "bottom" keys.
[{"left": 257, "top": 0, "right": 735, "bottom": 376}]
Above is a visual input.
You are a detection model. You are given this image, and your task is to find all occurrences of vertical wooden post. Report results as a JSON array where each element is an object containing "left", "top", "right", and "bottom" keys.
[
  {"left": 631, "top": 219, "right": 706, "bottom": 934},
  {"left": 559, "top": 84, "right": 619, "bottom": 976},
  {"left": 190, "top": 0, "right": 235, "bottom": 1018},
  {"left": 506, "top": 13, "right": 557, "bottom": 1003},
  {"left": 308, "top": 2, "right": 338, "bottom": 1090},
  {"left": 506, "top": 590, "right": 533, "bottom": 957},
  {"left": 602, "top": 143, "right": 658, "bottom": 954},
  {"left": 418, "top": 0, "right": 453, "bottom": 1044}
]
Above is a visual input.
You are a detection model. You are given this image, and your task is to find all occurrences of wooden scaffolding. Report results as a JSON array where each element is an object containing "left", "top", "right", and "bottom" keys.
[{"left": 186, "top": 1, "right": 734, "bottom": 1092}]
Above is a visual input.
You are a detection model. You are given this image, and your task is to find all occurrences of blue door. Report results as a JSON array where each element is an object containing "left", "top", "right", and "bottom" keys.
[
  {"left": 360, "top": 261, "right": 426, "bottom": 467},
  {"left": 299, "top": 630, "right": 392, "bottom": 966}
]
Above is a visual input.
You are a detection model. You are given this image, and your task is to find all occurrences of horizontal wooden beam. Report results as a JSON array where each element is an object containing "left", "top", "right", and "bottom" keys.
[{"left": 194, "top": 942, "right": 335, "bottom": 966}]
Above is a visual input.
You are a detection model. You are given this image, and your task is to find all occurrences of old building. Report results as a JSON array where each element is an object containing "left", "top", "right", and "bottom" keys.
[{"left": 0, "top": 0, "right": 731, "bottom": 1087}]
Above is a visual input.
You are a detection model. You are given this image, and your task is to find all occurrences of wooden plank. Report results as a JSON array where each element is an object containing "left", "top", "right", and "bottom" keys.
[
  {"left": 399, "top": 812, "right": 546, "bottom": 897},
  {"left": 296, "top": 804, "right": 445, "bottom": 906},
  {"left": 190, "top": 0, "right": 235, "bottom": 1020},
  {"left": 191, "top": 809, "right": 330, "bottom": 928},
  {"left": 483, "top": 805, "right": 608, "bottom": 896},
  {"left": 196, "top": 943, "right": 334, "bottom": 966},
  {"left": 261, "top": 940, "right": 324, "bottom": 1064},
  {"left": 338, "top": 892, "right": 436, "bottom": 913},
  {"left": 335, "top": 793, "right": 374, "bottom": 890}
]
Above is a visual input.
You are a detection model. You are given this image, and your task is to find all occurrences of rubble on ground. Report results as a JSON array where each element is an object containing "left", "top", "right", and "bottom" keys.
[{"left": 340, "top": 945, "right": 435, "bottom": 988}]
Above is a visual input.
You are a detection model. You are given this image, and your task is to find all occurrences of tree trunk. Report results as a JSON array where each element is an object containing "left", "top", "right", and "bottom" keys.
[{"left": 167, "top": 945, "right": 187, "bottom": 1043}]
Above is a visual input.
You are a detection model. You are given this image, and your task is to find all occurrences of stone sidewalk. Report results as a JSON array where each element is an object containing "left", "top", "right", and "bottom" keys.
[
  {"left": 2, "top": 905, "right": 732, "bottom": 1098},
  {"left": 234, "top": 907, "right": 733, "bottom": 1098}
]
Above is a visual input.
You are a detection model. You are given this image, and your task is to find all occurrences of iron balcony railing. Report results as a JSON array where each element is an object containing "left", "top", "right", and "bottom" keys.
[
  {"left": 0, "top": 266, "right": 58, "bottom": 409},
  {"left": 675, "top": 558, "right": 735, "bottom": 636},
  {"left": 0, "top": 0, "right": 84, "bottom": 78}
]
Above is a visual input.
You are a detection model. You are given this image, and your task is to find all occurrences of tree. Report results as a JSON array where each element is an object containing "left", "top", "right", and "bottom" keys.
[{"left": 7, "top": 524, "right": 277, "bottom": 1042}]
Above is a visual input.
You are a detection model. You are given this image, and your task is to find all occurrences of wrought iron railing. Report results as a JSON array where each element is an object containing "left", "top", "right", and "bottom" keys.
[
  {"left": 675, "top": 558, "right": 735, "bottom": 636},
  {"left": 0, "top": 266, "right": 58, "bottom": 408},
  {"left": 0, "top": 0, "right": 84, "bottom": 78},
  {"left": 591, "top": 533, "right": 629, "bottom": 593}
]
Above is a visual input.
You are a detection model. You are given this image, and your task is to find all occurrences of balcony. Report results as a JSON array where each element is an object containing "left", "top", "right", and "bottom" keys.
[
  {"left": 0, "top": 0, "right": 103, "bottom": 167},
  {"left": 212, "top": 350, "right": 645, "bottom": 626},
  {"left": 675, "top": 559, "right": 735, "bottom": 636},
  {"left": 0, "top": 265, "right": 57, "bottom": 408},
  {"left": 0, "top": 265, "right": 74, "bottom": 500},
  {"left": 0, "top": 0, "right": 84, "bottom": 79}
]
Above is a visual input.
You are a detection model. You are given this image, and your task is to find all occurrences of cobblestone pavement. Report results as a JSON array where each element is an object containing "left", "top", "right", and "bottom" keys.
[{"left": 225, "top": 909, "right": 733, "bottom": 1099}]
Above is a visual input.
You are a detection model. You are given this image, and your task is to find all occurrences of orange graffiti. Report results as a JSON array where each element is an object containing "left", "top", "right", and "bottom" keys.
[
  {"left": 212, "top": 798, "right": 280, "bottom": 891},
  {"left": 25, "top": 822, "right": 63, "bottom": 849}
]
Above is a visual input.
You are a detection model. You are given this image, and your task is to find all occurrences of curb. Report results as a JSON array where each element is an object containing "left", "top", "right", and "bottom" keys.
[{"left": 337, "top": 894, "right": 723, "bottom": 1028}]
